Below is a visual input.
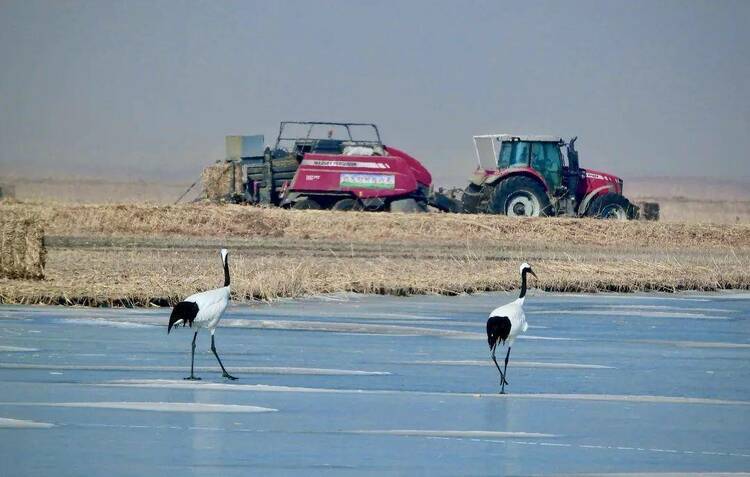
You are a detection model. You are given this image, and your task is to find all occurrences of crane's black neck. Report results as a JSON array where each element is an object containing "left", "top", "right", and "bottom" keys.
[
  {"left": 223, "top": 255, "right": 230, "bottom": 287},
  {"left": 519, "top": 269, "right": 528, "bottom": 299}
]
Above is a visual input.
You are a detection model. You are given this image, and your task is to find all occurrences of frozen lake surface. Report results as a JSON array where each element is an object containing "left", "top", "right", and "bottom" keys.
[{"left": 1, "top": 292, "right": 749, "bottom": 476}]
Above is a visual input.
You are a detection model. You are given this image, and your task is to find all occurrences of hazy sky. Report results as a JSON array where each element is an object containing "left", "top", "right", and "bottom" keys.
[{"left": 1, "top": 0, "right": 748, "bottom": 186}]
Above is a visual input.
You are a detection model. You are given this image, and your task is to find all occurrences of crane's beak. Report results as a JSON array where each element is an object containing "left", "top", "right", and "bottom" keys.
[
  {"left": 529, "top": 269, "right": 538, "bottom": 280},
  {"left": 167, "top": 316, "right": 183, "bottom": 334}
]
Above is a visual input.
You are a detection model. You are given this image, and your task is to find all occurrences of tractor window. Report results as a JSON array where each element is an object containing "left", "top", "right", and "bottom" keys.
[
  {"left": 531, "top": 142, "right": 562, "bottom": 190},
  {"left": 498, "top": 141, "right": 530, "bottom": 169}
]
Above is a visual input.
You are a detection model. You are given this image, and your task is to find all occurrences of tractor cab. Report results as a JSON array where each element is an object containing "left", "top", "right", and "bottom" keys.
[{"left": 473, "top": 134, "right": 571, "bottom": 196}]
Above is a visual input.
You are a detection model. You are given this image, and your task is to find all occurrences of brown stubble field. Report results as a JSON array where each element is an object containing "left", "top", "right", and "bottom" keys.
[{"left": 1, "top": 202, "right": 749, "bottom": 306}]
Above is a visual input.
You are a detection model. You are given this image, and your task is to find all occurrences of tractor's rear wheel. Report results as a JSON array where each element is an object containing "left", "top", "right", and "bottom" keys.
[
  {"left": 586, "top": 192, "right": 636, "bottom": 220},
  {"left": 292, "top": 198, "right": 321, "bottom": 210},
  {"left": 332, "top": 198, "right": 363, "bottom": 211},
  {"left": 489, "top": 176, "right": 550, "bottom": 217}
]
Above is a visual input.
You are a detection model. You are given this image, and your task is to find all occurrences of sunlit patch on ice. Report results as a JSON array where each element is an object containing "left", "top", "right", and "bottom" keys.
[
  {"left": 587, "top": 304, "right": 739, "bottom": 313},
  {"left": 406, "top": 360, "right": 614, "bottom": 369},
  {"left": 220, "top": 319, "right": 483, "bottom": 339},
  {"left": 0, "top": 346, "right": 38, "bottom": 352},
  {"left": 96, "top": 380, "right": 351, "bottom": 394},
  {"left": 60, "top": 318, "right": 155, "bottom": 328},
  {"left": 532, "top": 309, "right": 730, "bottom": 320},
  {"left": 0, "top": 401, "right": 277, "bottom": 413},
  {"left": 629, "top": 339, "right": 750, "bottom": 349},
  {"left": 553, "top": 294, "right": 711, "bottom": 302},
  {"left": 481, "top": 393, "right": 750, "bottom": 406},
  {"left": 0, "top": 417, "right": 54, "bottom": 428},
  {"left": 0, "top": 363, "right": 390, "bottom": 376},
  {"left": 346, "top": 429, "right": 557, "bottom": 438},
  {"left": 94, "top": 380, "right": 750, "bottom": 406}
]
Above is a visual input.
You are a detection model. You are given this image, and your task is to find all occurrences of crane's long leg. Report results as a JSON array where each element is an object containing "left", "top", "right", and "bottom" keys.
[
  {"left": 491, "top": 342, "right": 508, "bottom": 392},
  {"left": 501, "top": 347, "right": 512, "bottom": 394},
  {"left": 184, "top": 331, "right": 201, "bottom": 381},
  {"left": 211, "top": 332, "right": 237, "bottom": 380}
]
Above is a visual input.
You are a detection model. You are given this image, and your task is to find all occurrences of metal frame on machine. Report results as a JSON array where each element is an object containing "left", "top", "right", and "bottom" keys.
[{"left": 274, "top": 121, "right": 383, "bottom": 150}]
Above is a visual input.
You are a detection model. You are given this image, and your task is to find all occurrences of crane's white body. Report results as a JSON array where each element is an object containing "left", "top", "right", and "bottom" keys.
[
  {"left": 489, "top": 297, "right": 528, "bottom": 346},
  {"left": 182, "top": 286, "right": 230, "bottom": 332}
]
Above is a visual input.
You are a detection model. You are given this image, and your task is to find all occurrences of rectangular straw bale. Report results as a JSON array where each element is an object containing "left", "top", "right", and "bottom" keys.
[
  {"left": 0, "top": 210, "right": 46, "bottom": 279},
  {"left": 202, "top": 162, "right": 234, "bottom": 202}
]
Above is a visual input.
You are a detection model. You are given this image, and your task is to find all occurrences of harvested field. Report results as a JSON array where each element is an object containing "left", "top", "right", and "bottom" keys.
[
  {"left": 0, "top": 202, "right": 748, "bottom": 306},
  {"left": 3, "top": 203, "right": 750, "bottom": 248}
]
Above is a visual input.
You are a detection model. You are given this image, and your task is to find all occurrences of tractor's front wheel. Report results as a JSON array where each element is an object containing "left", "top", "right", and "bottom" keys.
[
  {"left": 586, "top": 193, "right": 637, "bottom": 220},
  {"left": 489, "top": 176, "right": 551, "bottom": 217}
]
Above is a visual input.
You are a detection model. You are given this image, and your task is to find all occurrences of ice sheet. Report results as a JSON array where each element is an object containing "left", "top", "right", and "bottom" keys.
[{"left": 1, "top": 292, "right": 749, "bottom": 475}]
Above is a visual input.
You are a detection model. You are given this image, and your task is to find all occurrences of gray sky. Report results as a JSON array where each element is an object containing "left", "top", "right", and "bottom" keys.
[{"left": 1, "top": 0, "right": 748, "bottom": 186}]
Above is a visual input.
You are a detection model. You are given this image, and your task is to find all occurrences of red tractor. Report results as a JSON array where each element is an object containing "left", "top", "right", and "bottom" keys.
[
  {"left": 243, "top": 121, "right": 457, "bottom": 212},
  {"left": 461, "top": 134, "right": 637, "bottom": 219}
]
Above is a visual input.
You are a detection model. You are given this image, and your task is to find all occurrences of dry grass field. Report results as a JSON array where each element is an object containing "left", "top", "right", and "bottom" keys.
[
  {"left": 1, "top": 202, "right": 748, "bottom": 306},
  {"left": 3, "top": 175, "right": 750, "bottom": 223}
]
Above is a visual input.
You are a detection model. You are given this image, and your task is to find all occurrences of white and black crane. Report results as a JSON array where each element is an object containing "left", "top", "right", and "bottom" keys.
[
  {"left": 168, "top": 248, "right": 237, "bottom": 380},
  {"left": 486, "top": 262, "right": 537, "bottom": 393}
]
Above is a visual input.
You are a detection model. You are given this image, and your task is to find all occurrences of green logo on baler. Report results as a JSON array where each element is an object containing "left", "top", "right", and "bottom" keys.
[{"left": 340, "top": 173, "right": 395, "bottom": 189}]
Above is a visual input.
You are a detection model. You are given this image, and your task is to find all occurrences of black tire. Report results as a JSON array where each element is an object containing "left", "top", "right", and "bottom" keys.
[
  {"left": 292, "top": 198, "right": 321, "bottom": 210},
  {"left": 586, "top": 192, "right": 637, "bottom": 220},
  {"left": 489, "top": 176, "right": 551, "bottom": 217},
  {"left": 332, "top": 198, "right": 363, "bottom": 211}
]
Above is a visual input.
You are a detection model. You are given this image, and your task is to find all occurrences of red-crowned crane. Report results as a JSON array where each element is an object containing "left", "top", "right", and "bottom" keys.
[
  {"left": 486, "top": 262, "right": 537, "bottom": 393},
  {"left": 168, "top": 248, "right": 236, "bottom": 380}
]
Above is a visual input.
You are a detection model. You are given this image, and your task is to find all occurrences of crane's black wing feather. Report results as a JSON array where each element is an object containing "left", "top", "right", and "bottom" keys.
[
  {"left": 168, "top": 301, "right": 199, "bottom": 334},
  {"left": 486, "top": 316, "right": 511, "bottom": 348}
]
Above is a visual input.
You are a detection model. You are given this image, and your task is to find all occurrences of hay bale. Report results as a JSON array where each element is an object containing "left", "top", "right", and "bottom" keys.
[
  {"left": 202, "top": 161, "right": 233, "bottom": 202},
  {"left": 202, "top": 161, "right": 246, "bottom": 202},
  {"left": 0, "top": 210, "right": 46, "bottom": 279}
]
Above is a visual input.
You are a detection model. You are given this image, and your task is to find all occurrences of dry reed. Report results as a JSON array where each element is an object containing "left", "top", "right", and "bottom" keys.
[{"left": 0, "top": 244, "right": 747, "bottom": 306}]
